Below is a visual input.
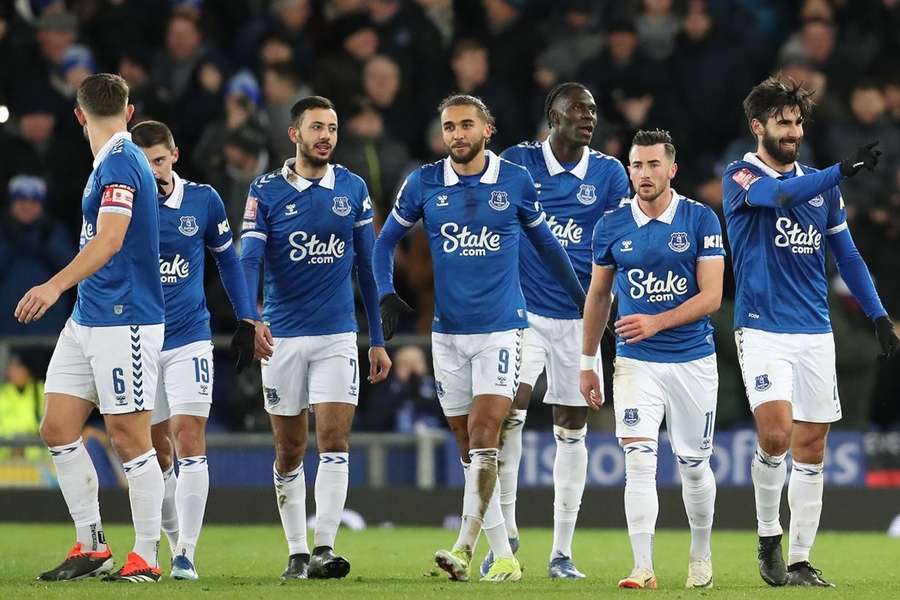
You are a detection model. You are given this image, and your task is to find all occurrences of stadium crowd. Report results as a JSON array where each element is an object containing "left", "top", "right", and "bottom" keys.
[{"left": 1, "top": 0, "right": 899, "bottom": 432}]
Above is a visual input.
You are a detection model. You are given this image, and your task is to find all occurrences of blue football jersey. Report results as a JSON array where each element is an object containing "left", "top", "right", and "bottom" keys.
[
  {"left": 593, "top": 192, "right": 725, "bottom": 362},
  {"left": 392, "top": 151, "right": 545, "bottom": 334},
  {"left": 241, "top": 160, "right": 373, "bottom": 337},
  {"left": 73, "top": 132, "right": 164, "bottom": 326},
  {"left": 501, "top": 139, "right": 629, "bottom": 319},
  {"left": 723, "top": 153, "right": 846, "bottom": 334},
  {"left": 158, "top": 173, "right": 235, "bottom": 350}
]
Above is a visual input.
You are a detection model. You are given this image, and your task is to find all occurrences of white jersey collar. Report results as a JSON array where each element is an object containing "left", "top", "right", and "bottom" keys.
[
  {"left": 630, "top": 189, "right": 681, "bottom": 227},
  {"left": 281, "top": 158, "right": 335, "bottom": 192},
  {"left": 742, "top": 152, "right": 805, "bottom": 178},
  {"left": 92, "top": 131, "right": 132, "bottom": 169},
  {"left": 162, "top": 171, "right": 185, "bottom": 209},
  {"left": 442, "top": 150, "right": 501, "bottom": 186},
  {"left": 541, "top": 137, "right": 589, "bottom": 179}
]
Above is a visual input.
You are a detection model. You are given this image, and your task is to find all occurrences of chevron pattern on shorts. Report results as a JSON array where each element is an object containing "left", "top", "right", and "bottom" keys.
[{"left": 129, "top": 325, "right": 144, "bottom": 409}]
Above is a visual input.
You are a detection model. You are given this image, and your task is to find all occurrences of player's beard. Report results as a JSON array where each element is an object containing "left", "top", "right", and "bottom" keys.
[
  {"left": 762, "top": 130, "right": 801, "bottom": 165},
  {"left": 448, "top": 136, "right": 486, "bottom": 165},
  {"left": 298, "top": 136, "right": 333, "bottom": 168}
]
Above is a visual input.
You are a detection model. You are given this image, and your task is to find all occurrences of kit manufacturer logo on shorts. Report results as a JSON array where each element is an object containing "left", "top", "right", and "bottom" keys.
[
  {"left": 332, "top": 196, "right": 351, "bottom": 217},
  {"left": 668, "top": 231, "right": 690, "bottom": 253},
  {"left": 755, "top": 374, "right": 771, "bottom": 392},
  {"left": 264, "top": 387, "right": 280, "bottom": 406},
  {"left": 178, "top": 215, "right": 199, "bottom": 236},
  {"left": 623, "top": 408, "right": 640, "bottom": 426},
  {"left": 435, "top": 380, "right": 445, "bottom": 398},
  {"left": 699, "top": 438, "right": 712, "bottom": 451}
]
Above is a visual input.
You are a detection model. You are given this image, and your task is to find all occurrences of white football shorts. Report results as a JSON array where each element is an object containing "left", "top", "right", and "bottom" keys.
[{"left": 151, "top": 340, "right": 214, "bottom": 425}]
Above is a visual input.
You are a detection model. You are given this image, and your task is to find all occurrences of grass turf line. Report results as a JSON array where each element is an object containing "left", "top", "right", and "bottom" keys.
[{"left": 1, "top": 524, "right": 897, "bottom": 599}]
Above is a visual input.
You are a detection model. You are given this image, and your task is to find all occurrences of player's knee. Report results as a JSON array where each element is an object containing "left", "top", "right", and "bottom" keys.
[
  {"left": 316, "top": 430, "right": 348, "bottom": 453},
  {"left": 512, "top": 385, "right": 531, "bottom": 410},
  {"left": 155, "top": 448, "right": 174, "bottom": 472},
  {"left": 172, "top": 420, "right": 206, "bottom": 457},
  {"left": 552, "top": 406, "right": 587, "bottom": 430},
  {"left": 758, "top": 429, "right": 791, "bottom": 456},
  {"left": 468, "top": 422, "right": 501, "bottom": 449},
  {"left": 39, "top": 417, "right": 78, "bottom": 447},
  {"left": 274, "top": 435, "right": 306, "bottom": 465},
  {"left": 676, "top": 456, "right": 711, "bottom": 482}
]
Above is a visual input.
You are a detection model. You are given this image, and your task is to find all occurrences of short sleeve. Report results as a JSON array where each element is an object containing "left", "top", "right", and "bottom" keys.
[
  {"left": 391, "top": 169, "right": 424, "bottom": 227},
  {"left": 825, "top": 188, "right": 847, "bottom": 236},
  {"left": 98, "top": 152, "right": 141, "bottom": 217},
  {"left": 696, "top": 208, "right": 726, "bottom": 259},
  {"left": 205, "top": 188, "right": 234, "bottom": 253},
  {"left": 722, "top": 163, "right": 762, "bottom": 214},
  {"left": 516, "top": 170, "right": 544, "bottom": 228},
  {"left": 591, "top": 215, "right": 616, "bottom": 267},
  {"left": 604, "top": 159, "right": 631, "bottom": 211},
  {"left": 354, "top": 179, "right": 374, "bottom": 228},
  {"left": 240, "top": 185, "right": 269, "bottom": 241}
]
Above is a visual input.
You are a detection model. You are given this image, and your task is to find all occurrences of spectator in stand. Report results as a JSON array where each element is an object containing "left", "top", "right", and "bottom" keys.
[
  {"left": 49, "top": 44, "right": 95, "bottom": 100},
  {"left": 362, "top": 345, "right": 441, "bottom": 431},
  {"left": 0, "top": 175, "right": 74, "bottom": 335},
  {"left": 234, "top": 0, "right": 314, "bottom": 74},
  {"left": 207, "top": 124, "right": 270, "bottom": 233},
  {"left": 826, "top": 81, "right": 900, "bottom": 214},
  {"left": 636, "top": 0, "right": 681, "bottom": 61},
  {"left": 481, "top": 0, "right": 542, "bottom": 100},
  {"left": 0, "top": 350, "right": 44, "bottom": 459},
  {"left": 118, "top": 48, "right": 171, "bottom": 123},
  {"left": 154, "top": 13, "right": 229, "bottom": 161},
  {"left": 314, "top": 14, "right": 380, "bottom": 116},
  {"left": 361, "top": 54, "right": 419, "bottom": 152},
  {"left": 533, "top": 0, "right": 604, "bottom": 92},
  {"left": 194, "top": 70, "right": 267, "bottom": 179},
  {"left": 448, "top": 38, "right": 521, "bottom": 150},
  {"left": 262, "top": 62, "right": 312, "bottom": 162}
]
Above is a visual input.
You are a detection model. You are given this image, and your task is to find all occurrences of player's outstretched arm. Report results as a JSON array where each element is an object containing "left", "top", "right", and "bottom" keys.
[
  {"left": 580, "top": 264, "right": 614, "bottom": 410},
  {"left": 827, "top": 227, "right": 899, "bottom": 359},
  {"left": 524, "top": 220, "right": 586, "bottom": 311},
  {"left": 745, "top": 142, "right": 881, "bottom": 209},
  {"left": 373, "top": 213, "right": 414, "bottom": 341},
  {"left": 15, "top": 211, "right": 129, "bottom": 324},
  {"left": 616, "top": 257, "right": 724, "bottom": 344}
]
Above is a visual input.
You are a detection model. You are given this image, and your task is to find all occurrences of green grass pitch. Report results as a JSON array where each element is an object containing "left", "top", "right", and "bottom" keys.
[{"left": 2, "top": 524, "right": 898, "bottom": 598}]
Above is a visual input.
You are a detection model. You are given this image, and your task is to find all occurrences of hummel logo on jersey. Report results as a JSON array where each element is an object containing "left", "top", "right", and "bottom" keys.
[
  {"left": 627, "top": 268, "right": 688, "bottom": 302},
  {"left": 534, "top": 182, "right": 542, "bottom": 189},
  {"left": 332, "top": 196, "right": 351, "bottom": 217},
  {"left": 576, "top": 183, "right": 597, "bottom": 205},
  {"left": 489, "top": 190, "right": 509, "bottom": 211},
  {"left": 160, "top": 254, "right": 190, "bottom": 283},
  {"left": 440, "top": 223, "right": 501, "bottom": 256},
  {"left": 703, "top": 234, "right": 724, "bottom": 249},
  {"left": 546, "top": 214, "right": 583, "bottom": 247},
  {"left": 668, "top": 232, "right": 690, "bottom": 253},
  {"left": 285, "top": 203, "right": 298, "bottom": 216},
  {"left": 436, "top": 194, "right": 449, "bottom": 207},
  {"left": 289, "top": 230, "right": 346, "bottom": 263},
  {"left": 178, "top": 215, "right": 199, "bottom": 236},
  {"left": 621, "top": 240, "right": 633, "bottom": 252},
  {"left": 217, "top": 219, "right": 230, "bottom": 235},
  {"left": 774, "top": 217, "right": 821, "bottom": 254}
]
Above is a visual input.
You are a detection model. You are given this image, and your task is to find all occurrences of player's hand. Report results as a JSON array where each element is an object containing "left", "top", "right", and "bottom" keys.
[
  {"left": 254, "top": 321, "right": 274, "bottom": 361},
  {"left": 614, "top": 314, "right": 662, "bottom": 344},
  {"left": 367, "top": 346, "right": 392, "bottom": 383},
  {"left": 840, "top": 141, "right": 881, "bottom": 177},
  {"left": 231, "top": 319, "right": 257, "bottom": 372},
  {"left": 875, "top": 316, "right": 899, "bottom": 360},
  {"left": 580, "top": 368, "right": 604, "bottom": 410},
  {"left": 380, "top": 293, "right": 413, "bottom": 341},
  {"left": 14, "top": 281, "right": 62, "bottom": 324}
]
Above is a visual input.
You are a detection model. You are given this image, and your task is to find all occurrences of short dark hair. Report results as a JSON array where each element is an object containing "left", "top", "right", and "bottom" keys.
[
  {"left": 290, "top": 95, "right": 335, "bottom": 126},
  {"left": 131, "top": 120, "right": 176, "bottom": 150},
  {"left": 544, "top": 82, "right": 591, "bottom": 128},
  {"left": 76, "top": 73, "right": 129, "bottom": 118},
  {"left": 631, "top": 128, "right": 676, "bottom": 161},
  {"left": 451, "top": 38, "right": 486, "bottom": 61},
  {"left": 437, "top": 93, "right": 496, "bottom": 130},
  {"left": 742, "top": 75, "right": 815, "bottom": 130}
]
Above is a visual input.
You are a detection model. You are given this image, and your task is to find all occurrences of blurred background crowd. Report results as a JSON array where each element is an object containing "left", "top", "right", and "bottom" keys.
[{"left": 1, "top": 0, "right": 899, "bottom": 438}]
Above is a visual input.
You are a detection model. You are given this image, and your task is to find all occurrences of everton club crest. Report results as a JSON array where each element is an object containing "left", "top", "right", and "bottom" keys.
[
  {"left": 668, "top": 231, "right": 690, "bottom": 253},
  {"left": 576, "top": 183, "right": 597, "bottom": 205},
  {"left": 332, "top": 196, "right": 351, "bottom": 217},
  {"left": 178, "top": 215, "right": 199, "bottom": 236},
  {"left": 623, "top": 408, "right": 640, "bottom": 426},
  {"left": 489, "top": 190, "right": 509, "bottom": 211}
]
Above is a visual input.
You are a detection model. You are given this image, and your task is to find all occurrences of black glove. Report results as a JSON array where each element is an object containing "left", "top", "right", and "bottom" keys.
[
  {"left": 875, "top": 316, "right": 899, "bottom": 361},
  {"left": 231, "top": 320, "right": 256, "bottom": 372},
  {"left": 839, "top": 141, "right": 881, "bottom": 177},
  {"left": 380, "top": 293, "right": 413, "bottom": 341}
]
